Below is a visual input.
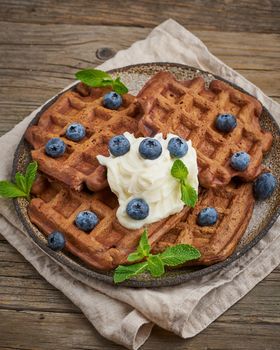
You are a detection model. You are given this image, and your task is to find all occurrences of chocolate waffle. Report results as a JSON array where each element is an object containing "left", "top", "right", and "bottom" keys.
[
  {"left": 29, "top": 175, "right": 191, "bottom": 270},
  {"left": 25, "top": 83, "right": 141, "bottom": 192},
  {"left": 138, "top": 72, "right": 273, "bottom": 188},
  {"left": 28, "top": 175, "right": 254, "bottom": 270},
  {"left": 152, "top": 182, "right": 254, "bottom": 265}
]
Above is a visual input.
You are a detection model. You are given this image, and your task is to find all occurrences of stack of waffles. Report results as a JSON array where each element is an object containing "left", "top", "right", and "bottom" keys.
[{"left": 25, "top": 73, "right": 273, "bottom": 271}]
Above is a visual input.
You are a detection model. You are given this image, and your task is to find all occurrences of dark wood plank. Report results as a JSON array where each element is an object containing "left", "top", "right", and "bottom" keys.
[
  {"left": 1, "top": 238, "right": 279, "bottom": 317},
  {"left": 0, "top": 309, "right": 121, "bottom": 350},
  {"left": 0, "top": 308, "right": 279, "bottom": 350},
  {"left": 0, "top": 4, "right": 280, "bottom": 348},
  {"left": 0, "top": 242, "right": 78, "bottom": 313},
  {"left": 0, "top": 22, "right": 279, "bottom": 136},
  {"left": 0, "top": 0, "right": 280, "bottom": 33},
  {"left": 0, "top": 238, "right": 280, "bottom": 349}
]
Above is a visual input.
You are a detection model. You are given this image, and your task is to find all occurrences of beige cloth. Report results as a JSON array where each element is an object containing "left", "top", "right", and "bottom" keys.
[{"left": 0, "top": 19, "right": 279, "bottom": 349}]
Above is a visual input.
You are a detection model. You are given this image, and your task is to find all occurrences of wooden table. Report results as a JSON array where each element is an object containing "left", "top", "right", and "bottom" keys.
[{"left": 0, "top": 1, "right": 279, "bottom": 349}]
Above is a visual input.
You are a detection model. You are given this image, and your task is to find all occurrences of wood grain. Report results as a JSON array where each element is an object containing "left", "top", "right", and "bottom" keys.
[
  {"left": 0, "top": 236, "right": 279, "bottom": 350},
  {"left": 0, "top": 22, "right": 279, "bottom": 136},
  {"left": 0, "top": 1, "right": 280, "bottom": 349},
  {"left": 0, "top": 0, "right": 280, "bottom": 33}
]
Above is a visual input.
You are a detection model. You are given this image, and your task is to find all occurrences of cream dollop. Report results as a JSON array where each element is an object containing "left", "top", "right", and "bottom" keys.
[{"left": 97, "top": 132, "right": 198, "bottom": 230}]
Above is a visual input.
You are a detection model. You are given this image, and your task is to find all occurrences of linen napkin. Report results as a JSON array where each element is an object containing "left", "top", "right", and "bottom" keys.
[{"left": 0, "top": 19, "right": 279, "bottom": 350}]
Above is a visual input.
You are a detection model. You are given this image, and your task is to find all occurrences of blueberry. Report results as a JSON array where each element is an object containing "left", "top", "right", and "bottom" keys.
[
  {"left": 75, "top": 210, "right": 99, "bottom": 232},
  {"left": 66, "top": 123, "right": 86, "bottom": 141},
  {"left": 139, "top": 138, "right": 162, "bottom": 160},
  {"left": 215, "top": 114, "right": 237, "bottom": 133},
  {"left": 253, "top": 173, "right": 277, "bottom": 200},
  {"left": 197, "top": 207, "right": 218, "bottom": 226},
  {"left": 109, "top": 135, "right": 130, "bottom": 156},
  {"left": 103, "top": 91, "right": 122, "bottom": 110},
  {"left": 45, "top": 137, "right": 66, "bottom": 158},
  {"left": 126, "top": 198, "right": 149, "bottom": 220},
  {"left": 168, "top": 137, "right": 188, "bottom": 158},
  {"left": 47, "top": 231, "right": 66, "bottom": 251},
  {"left": 230, "top": 151, "right": 250, "bottom": 171}
]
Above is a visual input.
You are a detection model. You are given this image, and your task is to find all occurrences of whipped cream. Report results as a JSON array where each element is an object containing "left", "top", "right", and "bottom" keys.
[{"left": 97, "top": 132, "right": 198, "bottom": 230}]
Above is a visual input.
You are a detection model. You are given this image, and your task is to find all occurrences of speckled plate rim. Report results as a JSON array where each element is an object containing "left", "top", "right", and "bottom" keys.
[{"left": 12, "top": 62, "right": 280, "bottom": 288}]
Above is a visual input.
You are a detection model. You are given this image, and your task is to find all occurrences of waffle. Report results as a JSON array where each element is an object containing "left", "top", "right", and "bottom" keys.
[
  {"left": 25, "top": 83, "right": 141, "bottom": 191},
  {"left": 152, "top": 182, "right": 254, "bottom": 265},
  {"left": 28, "top": 175, "right": 254, "bottom": 270},
  {"left": 138, "top": 72, "right": 273, "bottom": 188},
  {"left": 28, "top": 175, "right": 191, "bottom": 270}
]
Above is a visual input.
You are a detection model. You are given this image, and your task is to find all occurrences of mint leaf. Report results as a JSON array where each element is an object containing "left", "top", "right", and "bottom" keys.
[
  {"left": 138, "top": 229, "right": 150, "bottom": 256},
  {"left": 147, "top": 255, "right": 165, "bottom": 277},
  {"left": 25, "top": 161, "right": 38, "bottom": 196},
  {"left": 113, "top": 228, "right": 201, "bottom": 283},
  {"left": 127, "top": 251, "right": 143, "bottom": 262},
  {"left": 0, "top": 161, "right": 38, "bottom": 200},
  {"left": 160, "top": 244, "right": 201, "bottom": 266},
  {"left": 181, "top": 182, "right": 198, "bottom": 208},
  {"left": 102, "top": 77, "right": 114, "bottom": 82},
  {"left": 113, "top": 261, "right": 148, "bottom": 283},
  {"left": 97, "top": 77, "right": 114, "bottom": 88},
  {"left": 171, "top": 159, "right": 197, "bottom": 208},
  {"left": 75, "top": 69, "right": 111, "bottom": 86},
  {"left": 0, "top": 181, "right": 27, "bottom": 198},
  {"left": 127, "top": 229, "right": 150, "bottom": 262},
  {"left": 15, "top": 172, "right": 27, "bottom": 193},
  {"left": 75, "top": 69, "right": 129, "bottom": 95},
  {"left": 171, "top": 159, "right": 189, "bottom": 180},
  {"left": 112, "top": 77, "right": 129, "bottom": 95}
]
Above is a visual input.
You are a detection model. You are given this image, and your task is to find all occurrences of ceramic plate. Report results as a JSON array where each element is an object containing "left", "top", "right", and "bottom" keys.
[{"left": 13, "top": 63, "right": 280, "bottom": 288}]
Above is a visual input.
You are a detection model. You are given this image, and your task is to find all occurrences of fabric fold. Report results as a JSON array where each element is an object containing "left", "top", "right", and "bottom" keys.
[{"left": 0, "top": 18, "right": 279, "bottom": 350}]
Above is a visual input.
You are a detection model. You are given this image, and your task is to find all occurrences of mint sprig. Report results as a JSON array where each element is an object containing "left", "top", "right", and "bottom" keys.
[
  {"left": 171, "top": 159, "right": 198, "bottom": 208},
  {"left": 113, "top": 261, "right": 149, "bottom": 284},
  {"left": 75, "top": 69, "right": 128, "bottom": 95},
  {"left": 0, "top": 161, "right": 38, "bottom": 200},
  {"left": 113, "top": 229, "right": 201, "bottom": 283},
  {"left": 127, "top": 228, "right": 150, "bottom": 262},
  {"left": 147, "top": 255, "right": 165, "bottom": 277},
  {"left": 159, "top": 244, "right": 201, "bottom": 266}
]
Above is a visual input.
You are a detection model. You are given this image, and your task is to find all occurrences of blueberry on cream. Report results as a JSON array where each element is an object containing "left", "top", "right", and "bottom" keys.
[
  {"left": 97, "top": 132, "right": 199, "bottom": 230},
  {"left": 139, "top": 138, "right": 162, "bottom": 160},
  {"left": 109, "top": 135, "right": 130, "bottom": 156},
  {"left": 126, "top": 198, "right": 149, "bottom": 220},
  {"left": 167, "top": 136, "right": 188, "bottom": 158}
]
